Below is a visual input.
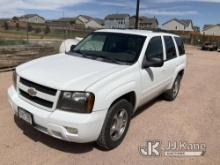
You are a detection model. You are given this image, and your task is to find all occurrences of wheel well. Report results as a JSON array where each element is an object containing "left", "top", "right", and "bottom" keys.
[
  {"left": 111, "top": 92, "right": 136, "bottom": 111},
  {"left": 178, "top": 70, "right": 184, "bottom": 78}
]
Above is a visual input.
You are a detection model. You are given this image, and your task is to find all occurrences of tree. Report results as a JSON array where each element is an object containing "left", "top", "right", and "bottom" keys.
[
  {"left": 12, "top": 16, "right": 19, "bottom": 22},
  {"left": 35, "top": 28, "right": 41, "bottom": 33},
  {"left": 4, "top": 21, "right": 8, "bottom": 30},
  {"left": 70, "top": 20, "right": 76, "bottom": 25},
  {"left": 27, "top": 24, "right": 32, "bottom": 32},
  {"left": 44, "top": 25, "right": 50, "bottom": 34},
  {"left": 16, "top": 22, "right": 20, "bottom": 31}
]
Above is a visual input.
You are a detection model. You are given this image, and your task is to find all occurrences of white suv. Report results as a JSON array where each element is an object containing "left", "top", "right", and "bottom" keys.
[{"left": 8, "top": 29, "right": 186, "bottom": 150}]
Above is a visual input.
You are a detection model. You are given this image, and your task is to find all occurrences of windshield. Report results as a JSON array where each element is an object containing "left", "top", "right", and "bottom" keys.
[{"left": 69, "top": 32, "right": 146, "bottom": 65}]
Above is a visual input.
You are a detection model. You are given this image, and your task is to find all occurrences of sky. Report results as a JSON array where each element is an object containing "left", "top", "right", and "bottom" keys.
[{"left": 0, "top": 0, "right": 220, "bottom": 29}]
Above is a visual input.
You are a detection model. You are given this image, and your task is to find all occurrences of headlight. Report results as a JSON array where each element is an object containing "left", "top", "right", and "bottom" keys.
[
  {"left": 12, "top": 70, "right": 17, "bottom": 89},
  {"left": 57, "top": 91, "right": 95, "bottom": 113}
]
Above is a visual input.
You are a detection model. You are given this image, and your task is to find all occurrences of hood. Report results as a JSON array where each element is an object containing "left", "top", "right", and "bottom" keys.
[{"left": 17, "top": 53, "right": 128, "bottom": 91}]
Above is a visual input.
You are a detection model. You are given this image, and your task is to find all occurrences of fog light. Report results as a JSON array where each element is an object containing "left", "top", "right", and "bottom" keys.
[{"left": 65, "top": 127, "right": 78, "bottom": 134}]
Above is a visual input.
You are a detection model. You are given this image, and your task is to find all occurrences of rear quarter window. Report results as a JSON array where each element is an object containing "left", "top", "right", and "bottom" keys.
[
  {"left": 174, "top": 37, "right": 185, "bottom": 55},
  {"left": 164, "top": 36, "right": 177, "bottom": 60}
]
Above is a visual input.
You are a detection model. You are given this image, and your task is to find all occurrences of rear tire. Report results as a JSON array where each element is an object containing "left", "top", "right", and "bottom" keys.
[
  {"left": 96, "top": 99, "right": 132, "bottom": 150},
  {"left": 163, "top": 75, "right": 181, "bottom": 101}
]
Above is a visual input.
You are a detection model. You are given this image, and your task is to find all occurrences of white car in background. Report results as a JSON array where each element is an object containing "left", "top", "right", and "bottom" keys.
[
  {"left": 59, "top": 37, "right": 83, "bottom": 53},
  {"left": 8, "top": 29, "right": 186, "bottom": 150}
]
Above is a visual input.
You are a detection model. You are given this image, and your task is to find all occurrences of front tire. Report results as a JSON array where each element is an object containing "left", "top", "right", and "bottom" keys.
[
  {"left": 96, "top": 99, "right": 132, "bottom": 150},
  {"left": 163, "top": 75, "right": 181, "bottom": 101}
]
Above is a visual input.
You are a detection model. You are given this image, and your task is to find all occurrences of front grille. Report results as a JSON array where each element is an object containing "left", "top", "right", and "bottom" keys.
[
  {"left": 19, "top": 89, "right": 53, "bottom": 108},
  {"left": 20, "top": 77, "right": 57, "bottom": 96}
]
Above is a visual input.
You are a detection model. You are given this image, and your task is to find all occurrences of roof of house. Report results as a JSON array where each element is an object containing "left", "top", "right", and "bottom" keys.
[
  {"left": 193, "top": 26, "right": 200, "bottom": 32},
  {"left": 19, "top": 14, "right": 45, "bottom": 20},
  {"left": 77, "top": 15, "right": 104, "bottom": 25},
  {"left": 94, "top": 18, "right": 104, "bottom": 25},
  {"left": 77, "top": 15, "right": 92, "bottom": 21},
  {"left": 147, "top": 18, "right": 158, "bottom": 24},
  {"left": 105, "top": 14, "right": 130, "bottom": 20},
  {"left": 57, "top": 17, "right": 76, "bottom": 22},
  {"left": 131, "top": 16, "right": 158, "bottom": 25},
  {"left": 203, "top": 24, "right": 213, "bottom": 30},
  {"left": 162, "top": 18, "right": 193, "bottom": 27},
  {"left": 203, "top": 24, "right": 220, "bottom": 31}
]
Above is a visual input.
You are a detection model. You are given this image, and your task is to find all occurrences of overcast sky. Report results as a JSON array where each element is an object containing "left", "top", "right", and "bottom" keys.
[{"left": 0, "top": 0, "right": 220, "bottom": 28}]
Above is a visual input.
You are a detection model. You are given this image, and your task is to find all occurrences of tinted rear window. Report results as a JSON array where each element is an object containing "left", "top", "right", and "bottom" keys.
[
  {"left": 164, "top": 36, "right": 177, "bottom": 60},
  {"left": 175, "top": 37, "right": 185, "bottom": 55}
]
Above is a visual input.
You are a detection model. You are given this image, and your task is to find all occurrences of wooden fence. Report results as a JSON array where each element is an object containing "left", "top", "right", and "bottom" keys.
[{"left": 0, "top": 44, "right": 58, "bottom": 69}]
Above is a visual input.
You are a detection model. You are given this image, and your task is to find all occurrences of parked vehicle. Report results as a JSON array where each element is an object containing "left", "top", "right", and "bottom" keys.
[
  {"left": 8, "top": 29, "right": 187, "bottom": 150},
  {"left": 201, "top": 41, "right": 218, "bottom": 51}
]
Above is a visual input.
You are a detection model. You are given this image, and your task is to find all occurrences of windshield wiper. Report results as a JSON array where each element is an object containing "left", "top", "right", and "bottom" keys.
[
  {"left": 95, "top": 55, "right": 121, "bottom": 64},
  {"left": 72, "top": 50, "right": 126, "bottom": 64},
  {"left": 73, "top": 50, "right": 94, "bottom": 59}
]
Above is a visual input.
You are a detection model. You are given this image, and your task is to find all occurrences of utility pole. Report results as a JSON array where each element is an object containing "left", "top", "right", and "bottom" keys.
[
  {"left": 63, "top": 11, "right": 66, "bottom": 39},
  {"left": 135, "top": 0, "right": 140, "bottom": 29},
  {"left": 26, "top": 22, "right": 29, "bottom": 43}
]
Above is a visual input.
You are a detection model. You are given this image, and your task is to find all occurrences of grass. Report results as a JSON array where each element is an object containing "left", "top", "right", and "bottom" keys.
[
  {"left": 0, "top": 29, "right": 91, "bottom": 40},
  {"left": 0, "top": 39, "right": 28, "bottom": 46}
]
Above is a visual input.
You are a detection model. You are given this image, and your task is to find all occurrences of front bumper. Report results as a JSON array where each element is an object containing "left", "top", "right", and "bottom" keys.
[{"left": 8, "top": 85, "right": 107, "bottom": 143}]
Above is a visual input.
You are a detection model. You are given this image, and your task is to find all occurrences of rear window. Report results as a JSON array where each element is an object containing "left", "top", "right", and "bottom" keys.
[
  {"left": 175, "top": 37, "right": 185, "bottom": 55},
  {"left": 164, "top": 36, "right": 177, "bottom": 60}
]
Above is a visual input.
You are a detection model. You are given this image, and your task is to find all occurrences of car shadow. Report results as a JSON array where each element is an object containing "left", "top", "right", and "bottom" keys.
[
  {"left": 14, "top": 116, "right": 95, "bottom": 154},
  {"left": 132, "top": 96, "right": 164, "bottom": 118}
]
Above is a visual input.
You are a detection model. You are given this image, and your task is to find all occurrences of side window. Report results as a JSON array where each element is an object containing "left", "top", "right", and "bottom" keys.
[
  {"left": 164, "top": 36, "right": 177, "bottom": 60},
  {"left": 145, "top": 36, "right": 163, "bottom": 60},
  {"left": 174, "top": 37, "right": 185, "bottom": 55}
]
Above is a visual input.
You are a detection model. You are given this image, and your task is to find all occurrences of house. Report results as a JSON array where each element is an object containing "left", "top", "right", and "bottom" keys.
[
  {"left": 193, "top": 26, "right": 200, "bottom": 32},
  {"left": 0, "top": 18, "right": 10, "bottom": 29},
  {"left": 161, "top": 18, "right": 194, "bottom": 31},
  {"left": 56, "top": 17, "right": 76, "bottom": 22},
  {"left": 76, "top": 15, "right": 103, "bottom": 29},
  {"left": 104, "top": 14, "right": 130, "bottom": 29},
  {"left": 18, "top": 14, "right": 45, "bottom": 24},
  {"left": 202, "top": 24, "right": 220, "bottom": 36},
  {"left": 129, "top": 16, "right": 158, "bottom": 29},
  {"left": 46, "top": 19, "right": 85, "bottom": 30}
]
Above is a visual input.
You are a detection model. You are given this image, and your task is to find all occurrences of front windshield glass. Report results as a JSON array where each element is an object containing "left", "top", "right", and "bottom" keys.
[{"left": 70, "top": 32, "right": 146, "bottom": 65}]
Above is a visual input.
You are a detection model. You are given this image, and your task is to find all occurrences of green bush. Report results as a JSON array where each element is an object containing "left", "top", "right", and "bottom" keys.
[{"left": 0, "top": 40, "right": 28, "bottom": 46}]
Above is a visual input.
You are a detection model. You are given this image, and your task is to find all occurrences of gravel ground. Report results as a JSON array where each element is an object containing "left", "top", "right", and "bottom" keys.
[{"left": 0, "top": 46, "right": 220, "bottom": 165}]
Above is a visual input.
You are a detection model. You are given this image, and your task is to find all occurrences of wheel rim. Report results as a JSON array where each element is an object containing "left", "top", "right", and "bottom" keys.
[
  {"left": 173, "top": 79, "right": 180, "bottom": 97},
  {"left": 110, "top": 109, "right": 128, "bottom": 141}
]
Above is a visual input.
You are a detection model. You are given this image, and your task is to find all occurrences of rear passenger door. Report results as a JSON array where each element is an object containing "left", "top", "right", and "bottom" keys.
[
  {"left": 174, "top": 37, "right": 186, "bottom": 68},
  {"left": 162, "top": 36, "right": 179, "bottom": 86}
]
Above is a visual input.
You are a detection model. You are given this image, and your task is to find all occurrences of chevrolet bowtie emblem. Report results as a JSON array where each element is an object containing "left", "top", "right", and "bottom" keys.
[{"left": 27, "top": 87, "right": 37, "bottom": 97}]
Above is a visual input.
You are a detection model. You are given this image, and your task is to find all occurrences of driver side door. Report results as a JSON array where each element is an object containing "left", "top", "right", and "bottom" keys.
[{"left": 140, "top": 36, "right": 167, "bottom": 104}]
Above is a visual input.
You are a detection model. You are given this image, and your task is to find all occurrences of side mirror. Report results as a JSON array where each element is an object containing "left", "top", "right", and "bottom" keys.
[
  {"left": 142, "top": 57, "right": 164, "bottom": 68},
  {"left": 70, "top": 45, "right": 76, "bottom": 52}
]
